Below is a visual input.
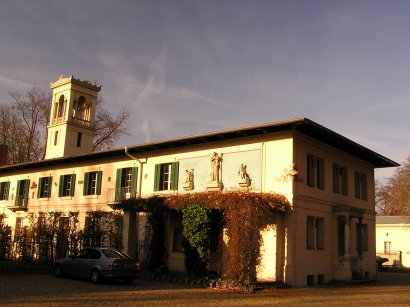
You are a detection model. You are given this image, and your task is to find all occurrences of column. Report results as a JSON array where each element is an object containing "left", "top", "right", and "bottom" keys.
[{"left": 344, "top": 217, "right": 350, "bottom": 258}]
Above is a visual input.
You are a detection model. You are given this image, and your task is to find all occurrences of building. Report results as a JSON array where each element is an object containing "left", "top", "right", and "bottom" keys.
[
  {"left": 376, "top": 216, "right": 410, "bottom": 267},
  {"left": 0, "top": 76, "right": 399, "bottom": 286}
]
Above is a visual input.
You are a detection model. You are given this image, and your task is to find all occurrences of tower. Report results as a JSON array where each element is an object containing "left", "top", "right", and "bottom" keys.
[{"left": 44, "top": 75, "right": 101, "bottom": 159}]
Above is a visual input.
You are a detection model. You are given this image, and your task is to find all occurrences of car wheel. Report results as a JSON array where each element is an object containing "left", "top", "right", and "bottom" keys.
[
  {"left": 54, "top": 264, "right": 64, "bottom": 278},
  {"left": 122, "top": 277, "right": 134, "bottom": 284},
  {"left": 90, "top": 269, "right": 101, "bottom": 284}
]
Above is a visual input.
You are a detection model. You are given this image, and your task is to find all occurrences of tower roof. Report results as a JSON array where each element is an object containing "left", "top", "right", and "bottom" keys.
[{"left": 50, "top": 75, "right": 101, "bottom": 92}]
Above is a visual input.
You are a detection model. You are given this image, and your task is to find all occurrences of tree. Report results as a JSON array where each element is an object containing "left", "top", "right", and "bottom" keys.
[
  {"left": 376, "top": 156, "right": 410, "bottom": 215},
  {"left": 9, "top": 87, "right": 51, "bottom": 162},
  {"left": 0, "top": 87, "right": 129, "bottom": 164},
  {"left": 92, "top": 96, "right": 129, "bottom": 151}
]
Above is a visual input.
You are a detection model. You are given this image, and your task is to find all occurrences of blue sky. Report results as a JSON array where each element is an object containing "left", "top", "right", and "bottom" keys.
[{"left": 0, "top": 0, "right": 409, "bottom": 181}]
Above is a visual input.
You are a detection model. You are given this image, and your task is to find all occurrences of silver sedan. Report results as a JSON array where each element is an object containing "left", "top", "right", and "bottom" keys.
[{"left": 54, "top": 247, "right": 140, "bottom": 284}]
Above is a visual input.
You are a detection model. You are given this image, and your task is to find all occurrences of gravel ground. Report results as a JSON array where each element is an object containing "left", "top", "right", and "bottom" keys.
[{"left": 1, "top": 272, "right": 410, "bottom": 306}]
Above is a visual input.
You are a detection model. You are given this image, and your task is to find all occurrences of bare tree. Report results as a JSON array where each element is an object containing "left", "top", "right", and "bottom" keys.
[
  {"left": 92, "top": 95, "right": 129, "bottom": 151},
  {"left": 376, "top": 156, "right": 410, "bottom": 215},
  {"left": 9, "top": 87, "right": 51, "bottom": 162},
  {"left": 0, "top": 87, "right": 129, "bottom": 164}
]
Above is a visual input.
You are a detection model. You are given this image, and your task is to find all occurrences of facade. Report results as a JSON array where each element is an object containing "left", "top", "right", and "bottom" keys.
[
  {"left": 0, "top": 76, "right": 399, "bottom": 286},
  {"left": 376, "top": 216, "right": 410, "bottom": 267}
]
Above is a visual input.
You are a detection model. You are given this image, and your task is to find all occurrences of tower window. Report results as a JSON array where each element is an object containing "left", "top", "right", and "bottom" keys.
[
  {"left": 55, "top": 95, "right": 65, "bottom": 118},
  {"left": 54, "top": 131, "right": 59, "bottom": 146},
  {"left": 76, "top": 132, "right": 82, "bottom": 147}
]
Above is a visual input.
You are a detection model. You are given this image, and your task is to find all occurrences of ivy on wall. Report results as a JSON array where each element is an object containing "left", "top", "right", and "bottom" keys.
[
  {"left": 115, "top": 191, "right": 292, "bottom": 283},
  {"left": 182, "top": 203, "right": 210, "bottom": 275}
]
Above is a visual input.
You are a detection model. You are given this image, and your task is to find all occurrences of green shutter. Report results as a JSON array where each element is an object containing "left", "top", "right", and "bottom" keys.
[
  {"left": 154, "top": 164, "right": 161, "bottom": 191},
  {"left": 131, "top": 167, "right": 137, "bottom": 196},
  {"left": 70, "top": 174, "right": 76, "bottom": 197},
  {"left": 15, "top": 180, "right": 21, "bottom": 205},
  {"left": 47, "top": 176, "right": 52, "bottom": 198},
  {"left": 115, "top": 169, "right": 122, "bottom": 201},
  {"left": 37, "top": 178, "right": 43, "bottom": 198},
  {"left": 59, "top": 175, "right": 64, "bottom": 197},
  {"left": 170, "top": 162, "right": 179, "bottom": 190},
  {"left": 96, "top": 171, "right": 102, "bottom": 195},
  {"left": 24, "top": 180, "right": 29, "bottom": 203},
  {"left": 83, "top": 172, "right": 89, "bottom": 196}
]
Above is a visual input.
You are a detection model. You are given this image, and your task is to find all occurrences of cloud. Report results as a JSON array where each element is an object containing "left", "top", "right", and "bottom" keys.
[
  {"left": 361, "top": 101, "right": 410, "bottom": 113},
  {"left": 0, "top": 74, "right": 35, "bottom": 90}
]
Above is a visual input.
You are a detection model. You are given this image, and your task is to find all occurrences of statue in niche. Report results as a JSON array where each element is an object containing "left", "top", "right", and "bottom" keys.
[
  {"left": 238, "top": 163, "right": 251, "bottom": 188},
  {"left": 210, "top": 152, "right": 223, "bottom": 182},
  {"left": 183, "top": 169, "right": 194, "bottom": 190}
]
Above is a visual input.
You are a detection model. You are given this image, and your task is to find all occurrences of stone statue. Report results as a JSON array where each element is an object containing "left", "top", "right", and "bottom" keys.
[
  {"left": 185, "top": 169, "right": 194, "bottom": 183},
  {"left": 238, "top": 163, "right": 248, "bottom": 179},
  {"left": 210, "top": 152, "right": 223, "bottom": 182},
  {"left": 183, "top": 169, "right": 194, "bottom": 190}
]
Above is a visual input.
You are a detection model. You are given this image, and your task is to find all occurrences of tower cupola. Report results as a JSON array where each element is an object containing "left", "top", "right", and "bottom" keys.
[{"left": 44, "top": 75, "right": 101, "bottom": 159}]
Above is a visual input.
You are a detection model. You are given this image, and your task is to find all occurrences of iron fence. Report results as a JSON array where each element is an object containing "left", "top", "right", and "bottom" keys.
[{"left": 0, "top": 238, "right": 122, "bottom": 275}]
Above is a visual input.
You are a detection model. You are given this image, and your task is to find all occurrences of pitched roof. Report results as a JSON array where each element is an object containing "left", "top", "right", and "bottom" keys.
[
  {"left": 376, "top": 216, "right": 410, "bottom": 225},
  {"left": 0, "top": 117, "right": 399, "bottom": 173}
]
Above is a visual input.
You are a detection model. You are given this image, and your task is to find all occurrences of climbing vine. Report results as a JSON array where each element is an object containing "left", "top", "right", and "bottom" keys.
[
  {"left": 115, "top": 190, "right": 291, "bottom": 284},
  {"left": 182, "top": 203, "right": 210, "bottom": 275}
]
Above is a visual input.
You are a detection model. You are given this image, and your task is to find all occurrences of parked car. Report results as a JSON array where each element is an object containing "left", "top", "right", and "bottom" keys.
[
  {"left": 54, "top": 247, "right": 140, "bottom": 284},
  {"left": 376, "top": 256, "right": 389, "bottom": 270}
]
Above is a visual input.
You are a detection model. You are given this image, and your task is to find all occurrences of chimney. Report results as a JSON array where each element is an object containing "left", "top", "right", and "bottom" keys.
[{"left": 0, "top": 144, "right": 8, "bottom": 166}]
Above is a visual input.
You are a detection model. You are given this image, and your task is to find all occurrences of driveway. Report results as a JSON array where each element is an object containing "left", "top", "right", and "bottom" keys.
[{"left": 1, "top": 272, "right": 409, "bottom": 306}]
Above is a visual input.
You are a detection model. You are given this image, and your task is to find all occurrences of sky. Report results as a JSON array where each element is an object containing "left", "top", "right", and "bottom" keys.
[{"left": 0, "top": 0, "right": 409, "bottom": 182}]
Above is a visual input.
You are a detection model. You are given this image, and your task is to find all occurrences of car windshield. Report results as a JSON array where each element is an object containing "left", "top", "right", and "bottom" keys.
[{"left": 102, "top": 249, "right": 129, "bottom": 259}]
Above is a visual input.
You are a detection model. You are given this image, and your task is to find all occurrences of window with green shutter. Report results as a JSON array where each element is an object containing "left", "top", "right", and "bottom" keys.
[
  {"left": 37, "top": 177, "right": 52, "bottom": 198},
  {"left": 154, "top": 162, "right": 179, "bottom": 191},
  {"left": 59, "top": 174, "right": 76, "bottom": 197},
  {"left": 115, "top": 167, "right": 137, "bottom": 200},
  {"left": 15, "top": 179, "right": 30, "bottom": 206},
  {"left": 83, "top": 171, "right": 103, "bottom": 196}
]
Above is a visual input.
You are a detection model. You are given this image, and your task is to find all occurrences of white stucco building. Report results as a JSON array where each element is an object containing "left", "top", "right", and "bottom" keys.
[{"left": 0, "top": 76, "right": 399, "bottom": 286}]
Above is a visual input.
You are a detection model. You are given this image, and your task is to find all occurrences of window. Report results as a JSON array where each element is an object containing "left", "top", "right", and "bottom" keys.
[
  {"left": 356, "top": 223, "right": 368, "bottom": 252},
  {"left": 54, "top": 131, "right": 59, "bottom": 146},
  {"left": 76, "top": 132, "right": 82, "bottom": 147},
  {"left": 307, "top": 155, "right": 325, "bottom": 189},
  {"left": 14, "top": 217, "right": 23, "bottom": 240},
  {"left": 316, "top": 218, "right": 325, "bottom": 250},
  {"left": 354, "top": 172, "right": 368, "bottom": 200},
  {"left": 83, "top": 171, "right": 102, "bottom": 196},
  {"left": 307, "top": 216, "right": 325, "bottom": 250},
  {"left": 333, "top": 164, "right": 348, "bottom": 195},
  {"left": 54, "top": 95, "right": 65, "bottom": 119},
  {"left": 154, "top": 162, "right": 179, "bottom": 191},
  {"left": 384, "top": 241, "right": 391, "bottom": 254},
  {"left": 0, "top": 181, "right": 10, "bottom": 200},
  {"left": 37, "top": 176, "right": 52, "bottom": 198},
  {"left": 59, "top": 174, "right": 76, "bottom": 197},
  {"left": 115, "top": 167, "right": 137, "bottom": 200},
  {"left": 306, "top": 216, "right": 315, "bottom": 249},
  {"left": 15, "top": 179, "right": 30, "bottom": 206}
]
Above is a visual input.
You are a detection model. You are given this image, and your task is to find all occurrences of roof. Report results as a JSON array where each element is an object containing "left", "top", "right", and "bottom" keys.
[
  {"left": 376, "top": 216, "right": 410, "bottom": 225},
  {"left": 0, "top": 117, "right": 399, "bottom": 173}
]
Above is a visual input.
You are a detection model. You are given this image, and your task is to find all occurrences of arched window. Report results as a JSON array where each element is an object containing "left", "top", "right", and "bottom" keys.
[
  {"left": 55, "top": 95, "right": 65, "bottom": 118},
  {"left": 73, "top": 96, "right": 90, "bottom": 122}
]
